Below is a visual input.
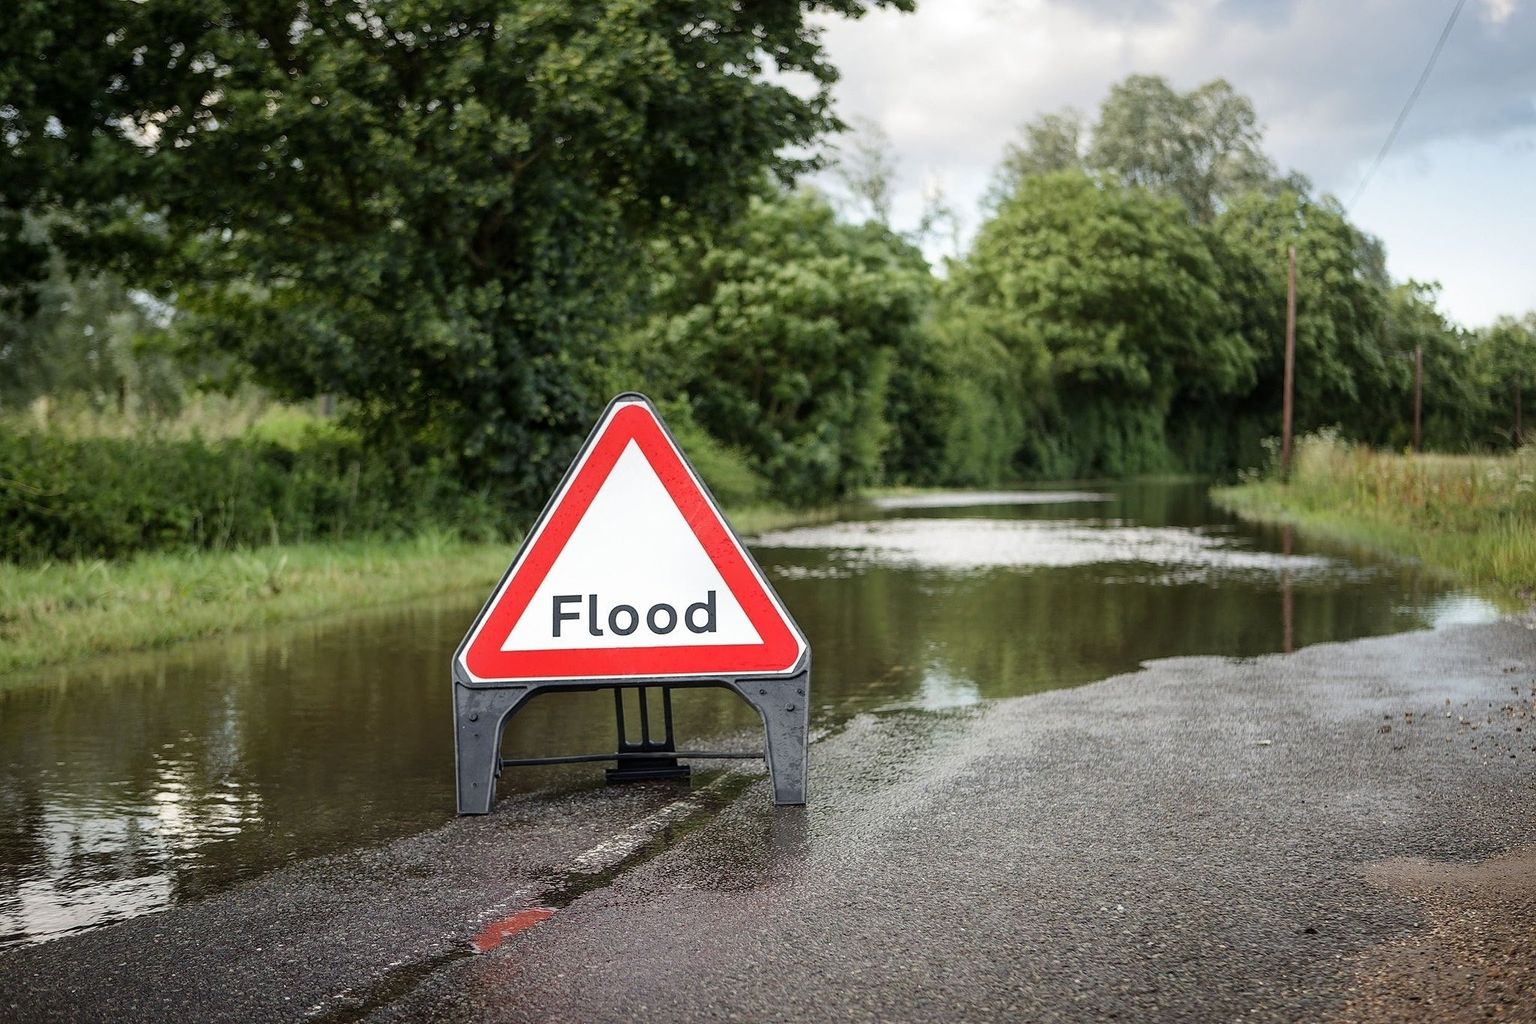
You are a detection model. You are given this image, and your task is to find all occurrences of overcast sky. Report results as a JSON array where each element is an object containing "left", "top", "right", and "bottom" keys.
[{"left": 810, "top": 0, "right": 1536, "bottom": 328}]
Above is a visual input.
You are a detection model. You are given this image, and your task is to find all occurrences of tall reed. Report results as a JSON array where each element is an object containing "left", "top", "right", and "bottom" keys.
[{"left": 1216, "top": 432, "right": 1536, "bottom": 599}]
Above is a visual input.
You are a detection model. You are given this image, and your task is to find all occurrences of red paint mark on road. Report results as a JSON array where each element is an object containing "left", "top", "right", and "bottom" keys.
[{"left": 470, "top": 907, "right": 555, "bottom": 953}]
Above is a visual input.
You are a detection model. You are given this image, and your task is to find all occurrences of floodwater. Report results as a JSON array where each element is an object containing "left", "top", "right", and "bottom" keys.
[{"left": 0, "top": 483, "right": 1498, "bottom": 949}]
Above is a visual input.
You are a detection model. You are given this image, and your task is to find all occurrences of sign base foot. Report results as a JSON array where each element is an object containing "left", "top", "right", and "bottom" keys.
[
  {"left": 453, "top": 661, "right": 811, "bottom": 814},
  {"left": 606, "top": 758, "right": 692, "bottom": 784}
]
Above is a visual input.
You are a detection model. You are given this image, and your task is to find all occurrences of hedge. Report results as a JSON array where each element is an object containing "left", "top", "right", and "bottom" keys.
[{"left": 0, "top": 429, "right": 502, "bottom": 562}]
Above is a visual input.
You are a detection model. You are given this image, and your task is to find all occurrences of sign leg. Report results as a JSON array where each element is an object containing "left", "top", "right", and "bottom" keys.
[
  {"left": 732, "top": 666, "right": 810, "bottom": 806},
  {"left": 454, "top": 684, "right": 532, "bottom": 815}
]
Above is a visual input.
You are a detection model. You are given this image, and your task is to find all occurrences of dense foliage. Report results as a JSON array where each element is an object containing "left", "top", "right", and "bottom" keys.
[
  {"left": 2, "top": 0, "right": 909, "bottom": 504},
  {"left": 621, "top": 193, "right": 930, "bottom": 504},
  {"left": 4, "top": 25, "right": 1534, "bottom": 566},
  {"left": 952, "top": 171, "right": 1248, "bottom": 477},
  {"left": 1475, "top": 314, "right": 1536, "bottom": 446},
  {"left": 947, "top": 78, "right": 1532, "bottom": 479},
  {"left": 990, "top": 76, "right": 1280, "bottom": 222},
  {"left": 0, "top": 225, "right": 181, "bottom": 416},
  {"left": 0, "top": 428, "right": 495, "bottom": 561}
]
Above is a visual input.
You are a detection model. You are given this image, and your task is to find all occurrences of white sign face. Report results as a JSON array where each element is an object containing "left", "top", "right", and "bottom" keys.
[
  {"left": 498, "top": 440, "right": 762, "bottom": 652},
  {"left": 456, "top": 396, "right": 806, "bottom": 684}
]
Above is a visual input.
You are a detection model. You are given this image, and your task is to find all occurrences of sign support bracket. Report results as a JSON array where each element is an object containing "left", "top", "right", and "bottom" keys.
[
  {"left": 451, "top": 393, "right": 811, "bottom": 814},
  {"left": 452, "top": 654, "right": 810, "bottom": 814},
  {"left": 606, "top": 686, "right": 690, "bottom": 783}
]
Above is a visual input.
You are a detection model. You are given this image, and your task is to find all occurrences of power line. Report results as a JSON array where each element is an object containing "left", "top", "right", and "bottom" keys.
[{"left": 1346, "top": 0, "right": 1469, "bottom": 210}]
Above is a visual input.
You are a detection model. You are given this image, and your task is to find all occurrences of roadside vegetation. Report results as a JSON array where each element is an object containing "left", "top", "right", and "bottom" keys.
[
  {"left": 0, "top": 458, "right": 833, "bottom": 677},
  {"left": 1215, "top": 434, "right": 1536, "bottom": 601},
  {"left": 0, "top": 533, "right": 513, "bottom": 677},
  {"left": 0, "top": 396, "right": 841, "bottom": 674},
  {"left": 4, "top": 2, "right": 1535, "bottom": 672},
  {"left": 0, "top": 420, "right": 494, "bottom": 562}
]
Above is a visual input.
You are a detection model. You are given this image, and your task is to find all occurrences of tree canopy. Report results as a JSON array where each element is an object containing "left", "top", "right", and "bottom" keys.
[
  {"left": 995, "top": 74, "right": 1279, "bottom": 222},
  {"left": 621, "top": 190, "right": 931, "bottom": 504},
  {"left": 955, "top": 170, "right": 1249, "bottom": 476},
  {"left": 5, "top": 49, "right": 1532, "bottom": 534},
  {"left": 2, "top": 0, "right": 910, "bottom": 500}
]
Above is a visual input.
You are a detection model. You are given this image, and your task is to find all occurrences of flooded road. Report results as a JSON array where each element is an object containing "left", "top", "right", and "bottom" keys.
[{"left": 0, "top": 483, "right": 1498, "bottom": 949}]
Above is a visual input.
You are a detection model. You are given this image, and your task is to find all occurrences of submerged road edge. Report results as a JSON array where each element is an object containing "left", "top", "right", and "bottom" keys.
[{"left": 1, "top": 620, "right": 1533, "bottom": 1023}]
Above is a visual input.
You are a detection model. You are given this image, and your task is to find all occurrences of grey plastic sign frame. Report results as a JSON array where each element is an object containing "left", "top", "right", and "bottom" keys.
[{"left": 451, "top": 392, "right": 811, "bottom": 814}]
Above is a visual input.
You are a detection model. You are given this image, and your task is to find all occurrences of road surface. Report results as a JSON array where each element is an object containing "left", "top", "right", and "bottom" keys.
[{"left": 4, "top": 619, "right": 1535, "bottom": 1022}]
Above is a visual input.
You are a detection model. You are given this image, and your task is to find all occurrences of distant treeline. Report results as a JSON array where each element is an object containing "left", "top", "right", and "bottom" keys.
[
  {"left": 3, "top": 3, "right": 1534, "bottom": 553},
  {"left": 627, "top": 77, "right": 1534, "bottom": 504},
  {"left": 0, "top": 431, "right": 498, "bottom": 562}
]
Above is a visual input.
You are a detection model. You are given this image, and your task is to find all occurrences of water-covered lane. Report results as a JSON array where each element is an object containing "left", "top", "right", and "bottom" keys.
[{"left": 0, "top": 483, "right": 1497, "bottom": 947}]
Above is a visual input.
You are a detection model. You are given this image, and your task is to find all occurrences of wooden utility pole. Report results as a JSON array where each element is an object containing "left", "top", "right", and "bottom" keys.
[
  {"left": 1413, "top": 344, "right": 1423, "bottom": 453},
  {"left": 1516, "top": 383, "right": 1523, "bottom": 447},
  {"left": 1280, "top": 525, "right": 1294, "bottom": 654},
  {"left": 1281, "top": 246, "right": 1297, "bottom": 477}
]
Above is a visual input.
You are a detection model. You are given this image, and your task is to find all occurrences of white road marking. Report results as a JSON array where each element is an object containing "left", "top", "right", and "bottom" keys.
[{"left": 568, "top": 796, "right": 704, "bottom": 874}]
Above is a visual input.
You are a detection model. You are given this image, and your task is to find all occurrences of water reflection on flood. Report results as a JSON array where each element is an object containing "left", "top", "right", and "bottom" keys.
[
  {"left": 868, "top": 491, "right": 1113, "bottom": 510},
  {"left": 755, "top": 518, "right": 1339, "bottom": 574},
  {"left": 0, "top": 483, "right": 1500, "bottom": 948}
]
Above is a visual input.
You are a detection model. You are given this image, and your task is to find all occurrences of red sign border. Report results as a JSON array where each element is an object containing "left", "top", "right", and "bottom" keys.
[{"left": 458, "top": 400, "right": 805, "bottom": 682}]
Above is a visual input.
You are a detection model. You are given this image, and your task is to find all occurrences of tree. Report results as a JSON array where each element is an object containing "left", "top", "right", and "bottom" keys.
[
  {"left": 1090, "top": 75, "right": 1274, "bottom": 222},
  {"left": 953, "top": 171, "right": 1247, "bottom": 476},
  {"left": 620, "top": 191, "right": 931, "bottom": 504},
  {"left": 988, "top": 110, "right": 1085, "bottom": 207},
  {"left": 993, "top": 76, "right": 1276, "bottom": 223},
  {"left": 832, "top": 119, "right": 962, "bottom": 260},
  {"left": 1381, "top": 282, "right": 1483, "bottom": 451},
  {"left": 913, "top": 300, "right": 1042, "bottom": 485},
  {"left": 1212, "top": 190, "right": 1391, "bottom": 447},
  {"left": 0, "top": 216, "right": 178, "bottom": 416},
  {"left": 835, "top": 117, "right": 899, "bottom": 227},
  {"left": 1, "top": 0, "right": 911, "bottom": 504},
  {"left": 1476, "top": 315, "right": 1536, "bottom": 447}
]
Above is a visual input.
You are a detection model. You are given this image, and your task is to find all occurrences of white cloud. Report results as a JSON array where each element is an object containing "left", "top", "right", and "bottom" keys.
[
  {"left": 811, "top": 0, "right": 1536, "bottom": 324},
  {"left": 1482, "top": 0, "right": 1518, "bottom": 26}
]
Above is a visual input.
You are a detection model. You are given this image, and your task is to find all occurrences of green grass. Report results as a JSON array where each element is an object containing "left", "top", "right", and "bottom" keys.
[
  {"left": 727, "top": 501, "right": 855, "bottom": 535},
  {"left": 0, "top": 531, "right": 520, "bottom": 677},
  {"left": 0, "top": 500, "right": 850, "bottom": 678},
  {"left": 7, "top": 391, "right": 346, "bottom": 445},
  {"left": 1213, "top": 434, "right": 1536, "bottom": 602}
]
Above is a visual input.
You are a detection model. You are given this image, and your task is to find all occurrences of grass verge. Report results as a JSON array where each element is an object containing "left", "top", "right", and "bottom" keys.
[
  {"left": 0, "top": 532, "right": 518, "bottom": 678},
  {"left": 1212, "top": 434, "right": 1536, "bottom": 603},
  {"left": 0, "top": 501, "right": 846, "bottom": 678}
]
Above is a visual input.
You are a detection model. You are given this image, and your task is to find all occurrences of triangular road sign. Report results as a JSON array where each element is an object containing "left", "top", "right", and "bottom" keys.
[{"left": 455, "top": 394, "right": 807, "bottom": 684}]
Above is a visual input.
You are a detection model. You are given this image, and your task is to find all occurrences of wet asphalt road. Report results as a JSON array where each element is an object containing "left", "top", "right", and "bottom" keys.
[{"left": 4, "top": 620, "right": 1535, "bottom": 1023}]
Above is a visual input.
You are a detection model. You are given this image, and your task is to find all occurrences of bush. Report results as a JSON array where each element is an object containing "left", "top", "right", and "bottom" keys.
[
  {"left": 0, "top": 428, "right": 502, "bottom": 562},
  {"left": 621, "top": 192, "right": 930, "bottom": 507},
  {"left": 653, "top": 401, "right": 768, "bottom": 509}
]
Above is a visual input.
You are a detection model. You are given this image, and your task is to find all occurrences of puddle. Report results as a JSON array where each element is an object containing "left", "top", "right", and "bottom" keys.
[{"left": 1340, "top": 845, "right": 1536, "bottom": 1022}]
